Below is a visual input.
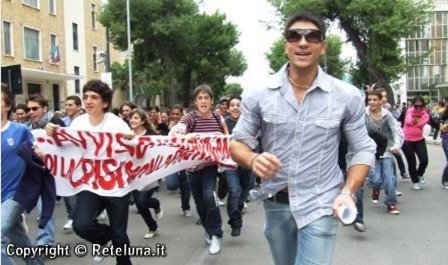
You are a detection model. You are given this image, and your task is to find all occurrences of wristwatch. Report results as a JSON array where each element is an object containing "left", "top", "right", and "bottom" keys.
[{"left": 340, "top": 187, "right": 356, "bottom": 201}]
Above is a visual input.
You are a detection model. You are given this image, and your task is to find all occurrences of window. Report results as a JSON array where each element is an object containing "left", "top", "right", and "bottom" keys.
[
  {"left": 28, "top": 83, "right": 41, "bottom": 95},
  {"left": 72, "top": 23, "right": 78, "bottom": 51},
  {"left": 93, "top": 46, "right": 98, "bottom": 72},
  {"left": 49, "top": 0, "right": 55, "bottom": 14},
  {"left": 24, "top": 27, "right": 40, "bottom": 60},
  {"left": 50, "top": 34, "right": 56, "bottom": 48},
  {"left": 91, "top": 3, "right": 96, "bottom": 29},
  {"left": 3, "top": 21, "right": 12, "bottom": 56},
  {"left": 23, "top": 0, "right": 39, "bottom": 8},
  {"left": 74, "top": 66, "right": 80, "bottom": 93}
]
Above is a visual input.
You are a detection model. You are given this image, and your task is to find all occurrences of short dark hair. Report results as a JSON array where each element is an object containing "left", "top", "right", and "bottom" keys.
[
  {"left": 284, "top": 11, "right": 326, "bottom": 40},
  {"left": 412, "top": 96, "right": 426, "bottom": 107},
  {"left": 366, "top": 89, "right": 383, "bottom": 99},
  {"left": 15, "top": 103, "right": 29, "bottom": 113},
  {"left": 82, "top": 79, "right": 112, "bottom": 112},
  {"left": 170, "top": 104, "right": 183, "bottom": 113},
  {"left": 148, "top": 105, "right": 160, "bottom": 113},
  {"left": 228, "top": 95, "right": 241, "bottom": 104},
  {"left": 194, "top": 84, "right": 214, "bottom": 100},
  {"left": 28, "top": 94, "right": 49, "bottom": 108},
  {"left": 120, "top": 102, "right": 137, "bottom": 112},
  {"left": 66, "top": 95, "right": 82, "bottom": 106},
  {"left": 1, "top": 85, "right": 13, "bottom": 118}
]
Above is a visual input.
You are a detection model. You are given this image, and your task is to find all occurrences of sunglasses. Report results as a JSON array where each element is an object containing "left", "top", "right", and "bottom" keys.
[
  {"left": 29, "top": 106, "right": 42, "bottom": 111},
  {"left": 414, "top": 105, "right": 423, "bottom": 108},
  {"left": 285, "top": 29, "right": 323, "bottom": 43}
]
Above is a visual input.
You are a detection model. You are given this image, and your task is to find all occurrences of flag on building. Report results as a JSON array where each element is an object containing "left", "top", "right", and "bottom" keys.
[{"left": 49, "top": 45, "right": 60, "bottom": 64}]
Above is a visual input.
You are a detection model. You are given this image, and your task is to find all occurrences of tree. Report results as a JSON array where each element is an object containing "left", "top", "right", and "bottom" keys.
[
  {"left": 221, "top": 83, "right": 243, "bottom": 98},
  {"left": 99, "top": 0, "right": 247, "bottom": 107},
  {"left": 268, "top": 0, "right": 431, "bottom": 103},
  {"left": 266, "top": 34, "right": 347, "bottom": 79}
]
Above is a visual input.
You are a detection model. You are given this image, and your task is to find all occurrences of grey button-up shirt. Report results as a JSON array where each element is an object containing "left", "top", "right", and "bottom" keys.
[{"left": 233, "top": 64, "right": 376, "bottom": 228}]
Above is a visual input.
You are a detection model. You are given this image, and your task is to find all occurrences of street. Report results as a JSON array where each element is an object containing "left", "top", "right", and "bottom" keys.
[{"left": 18, "top": 143, "right": 448, "bottom": 265}]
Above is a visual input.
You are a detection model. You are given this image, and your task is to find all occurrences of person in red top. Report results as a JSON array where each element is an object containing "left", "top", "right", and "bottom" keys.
[{"left": 401, "top": 96, "right": 430, "bottom": 190}]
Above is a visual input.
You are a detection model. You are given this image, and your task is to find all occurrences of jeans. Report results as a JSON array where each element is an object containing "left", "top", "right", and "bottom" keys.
[
  {"left": 2, "top": 199, "right": 44, "bottom": 265},
  {"left": 263, "top": 200, "right": 338, "bottom": 265},
  {"left": 35, "top": 198, "right": 55, "bottom": 246},
  {"left": 402, "top": 139, "right": 429, "bottom": 183},
  {"left": 224, "top": 167, "right": 252, "bottom": 228},
  {"left": 63, "top": 195, "right": 77, "bottom": 219},
  {"left": 133, "top": 188, "right": 159, "bottom": 232},
  {"left": 165, "top": 170, "right": 190, "bottom": 210},
  {"left": 189, "top": 166, "right": 223, "bottom": 238},
  {"left": 73, "top": 191, "right": 132, "bottom": 265},
  {"left": 442, "top": 138, "right": 448, "bottom": 184},
  {"left": 371, "top": 158, "right": 397, "bottom": 206}
]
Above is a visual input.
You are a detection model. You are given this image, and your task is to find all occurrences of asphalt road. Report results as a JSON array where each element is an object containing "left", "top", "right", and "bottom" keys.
[{"left": 15, "top": 144, "right": 448, "bottom": 265}]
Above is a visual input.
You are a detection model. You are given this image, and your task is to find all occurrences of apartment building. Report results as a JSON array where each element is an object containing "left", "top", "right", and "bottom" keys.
[
  {"left": 404, "top": 0, "right": 448, "bottom": 102},
  {"left": 1, "top": 0, "right": 123, "bottom": 110}
]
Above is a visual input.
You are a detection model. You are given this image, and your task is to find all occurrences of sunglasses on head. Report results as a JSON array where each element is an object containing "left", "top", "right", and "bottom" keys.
[
  {"left": 285, "top": 29, "right": 323, "bottom": 44},
  {"left": 414, "top": 105, "right": 423, "bottom": 108}
]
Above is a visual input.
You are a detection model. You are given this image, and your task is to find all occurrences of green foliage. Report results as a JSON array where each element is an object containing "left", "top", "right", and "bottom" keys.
[
  {"left": 221, "top": 83, "right": 243, "bottom": 98},
  {"left": 99, "top": 0, "right": 247, "bottom": 106},
  {"left": 268, "top": 0, "right": 431, "bottom": 101}
]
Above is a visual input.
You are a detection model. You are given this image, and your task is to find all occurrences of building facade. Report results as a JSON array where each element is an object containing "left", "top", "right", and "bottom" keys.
[
  {"left": 1, "top": 0, "right": 122, "bottom": 110},
  {"left": 405, "top": 0, "right": 448, "bottom": 102}
]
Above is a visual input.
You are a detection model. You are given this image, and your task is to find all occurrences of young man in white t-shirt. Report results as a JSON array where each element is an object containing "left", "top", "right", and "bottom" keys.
[{"left": 47, "top": 80, "right": 133, "bottom": 265}]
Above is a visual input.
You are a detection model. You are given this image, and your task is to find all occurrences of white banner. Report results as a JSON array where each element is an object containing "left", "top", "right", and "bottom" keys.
[{"left": 32, "top": 129, "right": 236, "bottom": 197}]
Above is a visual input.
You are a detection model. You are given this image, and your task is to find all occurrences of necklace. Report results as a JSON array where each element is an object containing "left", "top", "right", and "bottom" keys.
[{"left": 288, "top": 75, "right": 310, "bottom": 89}]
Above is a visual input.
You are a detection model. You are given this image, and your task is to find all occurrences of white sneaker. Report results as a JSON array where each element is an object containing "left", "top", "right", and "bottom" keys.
[
  {"left": 155, "top": 208, "right": 163, "bottom": 220},
  {"left": 97, "top": 210, "right": 107, "bottom": 222},
  {"left": 92, "top": 254, "right": 104, "bottom": 263},
  {"left": 144, "top": 231, "right": 157, "bottom": 239},
  {"left": 63, "top": 219, "right": 73, "bottom": 231},
  {"left": 209, "top": 236, "right": 221, "bottom": 255},
  {"left": 218, "top": 199, "right": 225, "bottom": 206},
  {"left": 183, "top": 210, "right": 192, "bottom": 217},
  {"left": 395, "top": 191, "right": 403, "bottom": 197},
  {"left": 412, "top": 183, "right": 421, "bottom": 190},
  {"left": 420, "top": 177, "right": 425, "bottom": 184},
  {"left": 205, "top": 232, "right": 211, "bottom": 245},
  {"left": 353, "top": 222, "right": 367, "bottom": 232}
]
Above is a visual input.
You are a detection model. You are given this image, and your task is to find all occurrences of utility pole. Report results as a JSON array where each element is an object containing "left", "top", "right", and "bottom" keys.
[{"left": 126, "top": 0, "right": 133, "bottom": 101}]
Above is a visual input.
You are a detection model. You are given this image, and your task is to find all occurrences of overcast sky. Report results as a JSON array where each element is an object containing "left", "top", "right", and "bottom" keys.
[{"left": 200, "top": 0, "right": 356, "bottom": 89}]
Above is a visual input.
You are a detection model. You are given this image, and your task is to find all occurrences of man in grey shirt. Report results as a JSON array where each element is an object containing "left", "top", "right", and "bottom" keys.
[{"left": 230, "top": 11, "right": 376, "bottom": 265}]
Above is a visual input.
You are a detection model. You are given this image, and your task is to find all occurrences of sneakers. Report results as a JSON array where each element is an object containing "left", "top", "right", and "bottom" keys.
[
  {"left": 412, "top": 183, "right": 422, "bottom": 190},
  {"left": 144, "top": 230, "right": 157, "bottom": 239},
  {"left": 97, "top": 210, "right": 107, "bottom": 222},
  {"left": 209, "top": 236, "right": 221, "bottom": 255},
  {"left": 372, "top": 189, "right": 380, "bottom": 204},
  {"left": 218, "top": 199, "right": 226, "bottom": 206},
  {"left": 401, "top": 173, "right": 409, "bottom": 179},
  {"left": 92, "top": 244, "right": 106, "bottom": 263},
  {"left": 231, "top": 227, "right": 241, "bottom": 237},
  {"left": 155, "top": 208, "right": 163, "bottom": 220},
  {"left": 387, "top": 204, "right": 400, "bottom": 215},
  {"left": 442, "top": 181, "right": 448, "bottom": 189},
  {"left": 419, "top": 176, "right": 425, "bottom": 184},
  {"left": 395, "top": 190, "right": 403, "bottom": 197},
  {"left": 353, "top": 222, "right": 366, "bottom": 232},
  {"left": 183, "top": 210, "right": 192, "bottom": 217},
  {"left": 63, "top": 219, "right": 73, "bottom": 231},
  {"left": 205, "top": 233, "right": 211, "bottom": 245}
]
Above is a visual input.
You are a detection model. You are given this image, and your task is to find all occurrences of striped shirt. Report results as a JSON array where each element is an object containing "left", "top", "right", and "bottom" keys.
[{"left": 180, "top": 111, "right": 224, "bottom": 134}]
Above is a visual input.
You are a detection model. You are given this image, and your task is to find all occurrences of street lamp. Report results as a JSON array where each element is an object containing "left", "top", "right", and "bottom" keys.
[{"left": 126, "top": 0, "right": 133, "bottom": 101}]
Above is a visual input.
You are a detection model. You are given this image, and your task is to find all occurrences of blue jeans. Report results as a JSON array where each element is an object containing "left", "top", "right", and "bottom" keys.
[
  {"left": 224, "top": 167, "right": 252, "bottom": 228},
  {"left": 442, "top": 138, "right": 448, "bottom": 184},
  {"left": 165, "top": 170, "right": 190, "bottom": 210},
  {"left": 371, "top": 158, "right": 397, "bottom": 206},
  {"left": 189, "top": 166, "right": 223, "bottom": 238},
  {"left": 2, "top": 199, "right": 44, "bottom": 265},
  {"left": 263, "top": 200, "right": 338, "bottom": 265},
  {"left": 35, "top": 198, "right": 55, "bottom": 246}
]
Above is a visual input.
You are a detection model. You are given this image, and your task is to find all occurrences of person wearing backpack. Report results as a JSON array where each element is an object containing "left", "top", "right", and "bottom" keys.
[{"left": 170, "top": 84, "right": 229, "bottom": 255}]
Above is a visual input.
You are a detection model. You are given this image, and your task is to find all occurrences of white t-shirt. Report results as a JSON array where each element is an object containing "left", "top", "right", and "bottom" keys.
[{"left": 70, "top": 112, "right": 131, "bottom": 133}]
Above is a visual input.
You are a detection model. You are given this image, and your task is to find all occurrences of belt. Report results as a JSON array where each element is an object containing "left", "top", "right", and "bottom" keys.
[{"left": 267, "top": 190, "right": 289, "bottom": 204}]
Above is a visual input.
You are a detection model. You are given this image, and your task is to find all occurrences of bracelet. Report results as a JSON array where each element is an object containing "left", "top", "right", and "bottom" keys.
[
  {"left": 339, "top": 188, "right": 356, "bottom": 201},
  {"left": 249, "top": 154, "right": 262, "bottom": 169}
]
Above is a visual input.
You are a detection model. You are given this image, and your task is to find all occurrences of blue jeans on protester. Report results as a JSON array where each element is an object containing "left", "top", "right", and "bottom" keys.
[
  {"left": 188, "top": 165, "right": 223, "bottom": 238},
  {"left": 165, "top": 170, "right": 190, "bottom": 211},
  {"left": 2, "top": 199, "right": 44, "bottom": 265},
  {"left": 224, "top": 166, "right": 252, "bottom": 228},
  {"left": 35, "top": 198, "right": 55, "bottom": 246},
  {"left": 442, "top": 137, "right": 448, "bottom": 184},
  {"left": 371, "top": 157, "right": 397, "bottom": 206},
  {"left": 263, "top": 200, "right": 338, "bottom": 265}
]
